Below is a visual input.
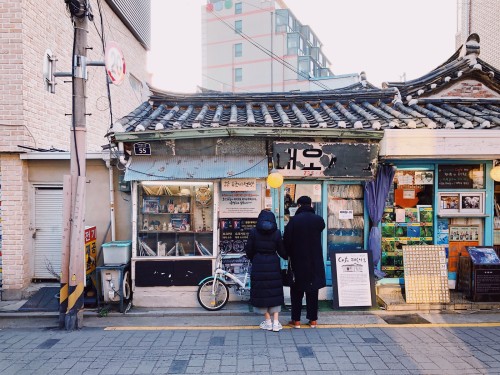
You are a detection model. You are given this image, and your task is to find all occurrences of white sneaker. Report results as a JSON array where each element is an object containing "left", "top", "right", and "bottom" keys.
[
  {"left": 272, "top": 321, "right": 283, "bottom": 332},
  {"left": 259, "top": 320, "right": 272, "bottom": 331}
]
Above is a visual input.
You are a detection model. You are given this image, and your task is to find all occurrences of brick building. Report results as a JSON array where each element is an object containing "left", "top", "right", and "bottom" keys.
[
  {"left": 456, "top": 0, "right": 500, "bottom": 69},
  {"left": 0, "top": 0, "right": 150, "bottom": 299}
]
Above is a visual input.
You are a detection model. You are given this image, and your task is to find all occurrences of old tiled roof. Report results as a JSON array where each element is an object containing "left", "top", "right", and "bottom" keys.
[
  {"left": 111, "top": 34, "right": 500, "bottom": 137},
  {"left": 112, "top": 91, "right": 500, "bottom": 135},
  {"left": 385, "top": 34, "right": 500, "bottom": 99}
]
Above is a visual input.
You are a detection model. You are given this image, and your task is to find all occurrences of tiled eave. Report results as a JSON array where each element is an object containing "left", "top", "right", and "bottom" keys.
[
  {"left": 113, "top": 126, "right": 384, "bottom": 142},
  {"left": 111, "top": 95, "right": 500, "bottom": 143}
]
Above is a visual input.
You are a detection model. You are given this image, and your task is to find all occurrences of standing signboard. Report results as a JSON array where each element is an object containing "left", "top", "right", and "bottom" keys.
[{"left": 330, "top": 250, "right": 376, "bottom": 309}]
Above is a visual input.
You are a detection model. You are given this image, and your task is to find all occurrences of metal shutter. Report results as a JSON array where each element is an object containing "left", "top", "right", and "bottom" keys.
[{"left": 34, "top": 187, "right": 63, "bottom": 279}]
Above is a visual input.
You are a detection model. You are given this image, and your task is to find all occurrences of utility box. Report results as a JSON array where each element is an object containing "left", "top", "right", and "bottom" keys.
[
  {"left": 102, "top": 241, "right": 132, "bottom": 265},
  {"left": 458, "top": 247, "right": 500, "bottom": 302}
]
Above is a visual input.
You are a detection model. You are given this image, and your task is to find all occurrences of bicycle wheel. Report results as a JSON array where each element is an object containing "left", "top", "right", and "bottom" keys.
[{"left": 197, "top": 277, "right": 229, "bottom": 311}]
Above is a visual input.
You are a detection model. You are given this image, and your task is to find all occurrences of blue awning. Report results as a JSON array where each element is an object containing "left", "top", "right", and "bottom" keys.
[{"left": 124, "top": 155, "right": 268, "bottom": 181}]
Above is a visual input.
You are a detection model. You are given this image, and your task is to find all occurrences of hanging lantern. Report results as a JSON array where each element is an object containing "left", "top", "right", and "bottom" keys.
[
  {"left": 267, "top": 170, "right": 284, "bottom": 188},
  {"left": 490, "top": 165, "right": 500, "bottom": 182}
]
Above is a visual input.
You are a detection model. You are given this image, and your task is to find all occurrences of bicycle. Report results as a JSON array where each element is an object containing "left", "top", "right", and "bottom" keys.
[{"left": 197, "top": 249, "right": 251, "bottom": 311}]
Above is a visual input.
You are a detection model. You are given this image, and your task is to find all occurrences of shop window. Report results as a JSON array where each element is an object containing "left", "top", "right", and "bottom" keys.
[
  {"left": 137, "top": 182, "right": 214, "bottom": 257},
  {"left": 381, "top": 170, "right": 435, "bottom": 278},
  {"left": 284, "top": 183, "right": 322, "bottom": 227},
  {"left": 326, "top": 185, "right": 364, "bottom": 261}
]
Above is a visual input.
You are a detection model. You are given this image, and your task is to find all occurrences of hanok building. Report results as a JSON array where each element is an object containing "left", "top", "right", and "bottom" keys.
[{"left": 110, "top": 33, "right": 500, "bottom": 307}]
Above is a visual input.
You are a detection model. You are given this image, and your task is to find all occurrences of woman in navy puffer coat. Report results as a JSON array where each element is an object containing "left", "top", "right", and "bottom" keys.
[{"left": 244, "top": 210, "right": 287, "bottom": 331}]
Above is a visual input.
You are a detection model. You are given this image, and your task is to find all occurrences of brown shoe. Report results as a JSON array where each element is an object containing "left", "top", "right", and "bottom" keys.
[
  {"left": 288, "top": 320, "right": 301, "bottom": 328},
  {"left": 308, "top": 320, "right": 317, "bottom": 328}
]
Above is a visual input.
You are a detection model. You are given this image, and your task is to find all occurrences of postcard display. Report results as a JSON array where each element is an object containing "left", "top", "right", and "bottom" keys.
[
  {"left": 137, "top": 184, "right": 214, "bottom": 257},
  {"left": 403, "top": 245, "right": 450, "bottom": 304},
  {"left": 381, "top": 170, "right": 434, "bottom": 278}
]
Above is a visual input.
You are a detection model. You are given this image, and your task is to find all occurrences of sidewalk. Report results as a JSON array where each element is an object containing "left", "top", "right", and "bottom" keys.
[{"left": 2, "top": 297, "right": 500, "bottom": 330}]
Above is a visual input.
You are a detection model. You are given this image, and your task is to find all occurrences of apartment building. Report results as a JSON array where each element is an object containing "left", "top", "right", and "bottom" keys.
[
  {"left": 202, "top": 0, "right": 358, "bottom": 92},
  {"left": 456, "top": 0, "right": 500, "bottom": 69},
  {"left": 0, "top": 0, "right": 150, "bottom": 299}
]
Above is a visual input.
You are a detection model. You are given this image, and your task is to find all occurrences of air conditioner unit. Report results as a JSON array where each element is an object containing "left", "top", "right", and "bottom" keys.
[{"left": 101, "top": 270, "right": 130, "bottom": 303}]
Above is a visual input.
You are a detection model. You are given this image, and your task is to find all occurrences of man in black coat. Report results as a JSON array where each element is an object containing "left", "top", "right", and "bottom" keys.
[{"left": 283, "top": 195, "right": 326, "bottom": 328}]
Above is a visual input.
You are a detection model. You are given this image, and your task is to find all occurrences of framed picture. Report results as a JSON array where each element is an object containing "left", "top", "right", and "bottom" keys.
[
  {"left": 459, "top": 192, "right": 485, "bottom": 215},
  {"left": 142, "top": 197, "right": 160, "bottom": 213},
  {"left": 438, "top": 193, "right": 460, "bottom": 215},
  {"left": 415, "top": 171, "right": 434, "bottom": 185}
]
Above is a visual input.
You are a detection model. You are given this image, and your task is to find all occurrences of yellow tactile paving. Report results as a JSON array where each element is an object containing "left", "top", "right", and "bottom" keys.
[{"left": 105, "top": 322, "right": 500, "bottom": 331}]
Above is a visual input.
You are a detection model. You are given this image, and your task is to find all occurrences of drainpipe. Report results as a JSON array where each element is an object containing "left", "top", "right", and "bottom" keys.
[
  {"left": 105, "top": 159, "right": 116, "bottom": 241},
  {"left": 117, "top": 141, "right": 127, "bottom": 167}
]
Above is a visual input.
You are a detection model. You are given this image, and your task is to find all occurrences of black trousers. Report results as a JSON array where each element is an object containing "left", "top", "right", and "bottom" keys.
[{"left": 290, "top": 287, "right": 319, "bottom": 321}]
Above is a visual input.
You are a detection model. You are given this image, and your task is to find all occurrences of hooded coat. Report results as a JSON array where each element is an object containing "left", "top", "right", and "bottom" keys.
[
  {"left": 244, "top": 210, "right": 287, "bottom": 308},
  {"left": 283, "top": 205, "right": 326, "bottom": 292}
]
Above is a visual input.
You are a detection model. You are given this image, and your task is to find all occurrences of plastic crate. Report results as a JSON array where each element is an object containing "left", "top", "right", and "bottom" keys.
[{"left": 102, "top": 241, "right": 132, "bottom": 265}]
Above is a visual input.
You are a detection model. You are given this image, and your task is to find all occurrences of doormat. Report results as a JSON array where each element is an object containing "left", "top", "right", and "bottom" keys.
[
  {"left": 381, "top": 314, "right": 430, "bottom": 325},
  {"left": 19, "top": 287, "right": 60, "bottom": 312}
]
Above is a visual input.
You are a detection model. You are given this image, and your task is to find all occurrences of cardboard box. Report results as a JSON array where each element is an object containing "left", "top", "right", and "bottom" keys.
[{"left": 102, "top": 241, "right": 132, "bottom": 265}]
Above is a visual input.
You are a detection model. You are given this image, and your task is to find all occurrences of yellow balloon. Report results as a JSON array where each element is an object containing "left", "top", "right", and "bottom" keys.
[
  {"left": 490, "top": 165, "right": 500, "bottom": 182},
  {"left": 267, "top": 171, "right": 284, "bottom": 188}
]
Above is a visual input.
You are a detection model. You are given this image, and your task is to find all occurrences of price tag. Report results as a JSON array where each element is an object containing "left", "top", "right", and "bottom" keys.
[{"left": 134, "top": 142, "right": 151, "bottom": 155}]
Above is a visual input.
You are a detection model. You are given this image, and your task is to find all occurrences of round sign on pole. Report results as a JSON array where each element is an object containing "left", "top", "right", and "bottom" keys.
[{"left": 105, "top": 41, "right": 126, "bottom": 85}]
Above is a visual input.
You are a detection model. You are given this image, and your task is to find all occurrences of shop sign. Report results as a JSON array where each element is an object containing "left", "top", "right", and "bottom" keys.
[
  {"left": 273, "top": 142, "right": 377, "bottom": 178},
  {"left": 134, "top": 142, "right": 151, "bottom": 155},
  {"left": 221, "top": 178, "right": 256, "bottom": 191},
  {"left": 220, "top": 184, "right": 262, "bottom": 218},
  {"left": 85, "top": 226, "right": 97, "bottom": 276}
]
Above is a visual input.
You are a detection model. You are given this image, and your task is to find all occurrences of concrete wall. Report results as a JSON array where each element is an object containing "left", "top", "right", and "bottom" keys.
[{"left": 27, "top": 159, "right": 132, "bottom": 247}]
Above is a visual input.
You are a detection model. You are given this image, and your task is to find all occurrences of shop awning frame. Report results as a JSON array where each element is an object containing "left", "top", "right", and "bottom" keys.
[{"left": 124, "top": 155, "right": 269, "bottom": 181}]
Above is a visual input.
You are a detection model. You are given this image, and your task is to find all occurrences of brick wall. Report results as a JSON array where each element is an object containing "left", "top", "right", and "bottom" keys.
[
  {"left": 0, "top": 0, "right": 150, "bottom": 153},
  {"left": 0, "top": 155, "right": 30, "bottom": 298},
  {"left": 0, "top": 0, "right": 150, "bottom": 298},
  {"left": 470, "top": 0, "right": 500, "bottom": 70},
  {"left": 0, "top": 0, "right": 26, "bottom": 151},
  {"left": 456, "top": 0, "right": 500, "bottom": 70}
]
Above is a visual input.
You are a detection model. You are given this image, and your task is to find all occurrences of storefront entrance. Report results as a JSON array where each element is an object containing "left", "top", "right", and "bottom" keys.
[{"left": 280, "top": 181, "right": 366, "bottom": 285}]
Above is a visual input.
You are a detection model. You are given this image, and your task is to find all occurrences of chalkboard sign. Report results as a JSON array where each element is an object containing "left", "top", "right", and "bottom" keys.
[
  {"left": 475, "top": 269, "right": 500, "bottom": 295},
  {"left": 219, "top": 218, "right": 257, "bottom": 254},
  {"left": 438, "top": 164, "right": 480, "bottom": 189}
]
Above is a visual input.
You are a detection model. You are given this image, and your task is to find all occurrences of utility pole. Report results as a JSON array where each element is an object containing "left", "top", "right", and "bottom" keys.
[
  {"left": 49, "top": 1, "right": 105, "bottom": 330},
  {"left": 52, "top": 0, "right": 90, "bottom": 330}
]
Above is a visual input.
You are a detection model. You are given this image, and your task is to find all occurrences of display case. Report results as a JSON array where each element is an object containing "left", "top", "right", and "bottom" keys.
[{"left": 136, "top": 182, "right": 214, "bottom": 257}]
